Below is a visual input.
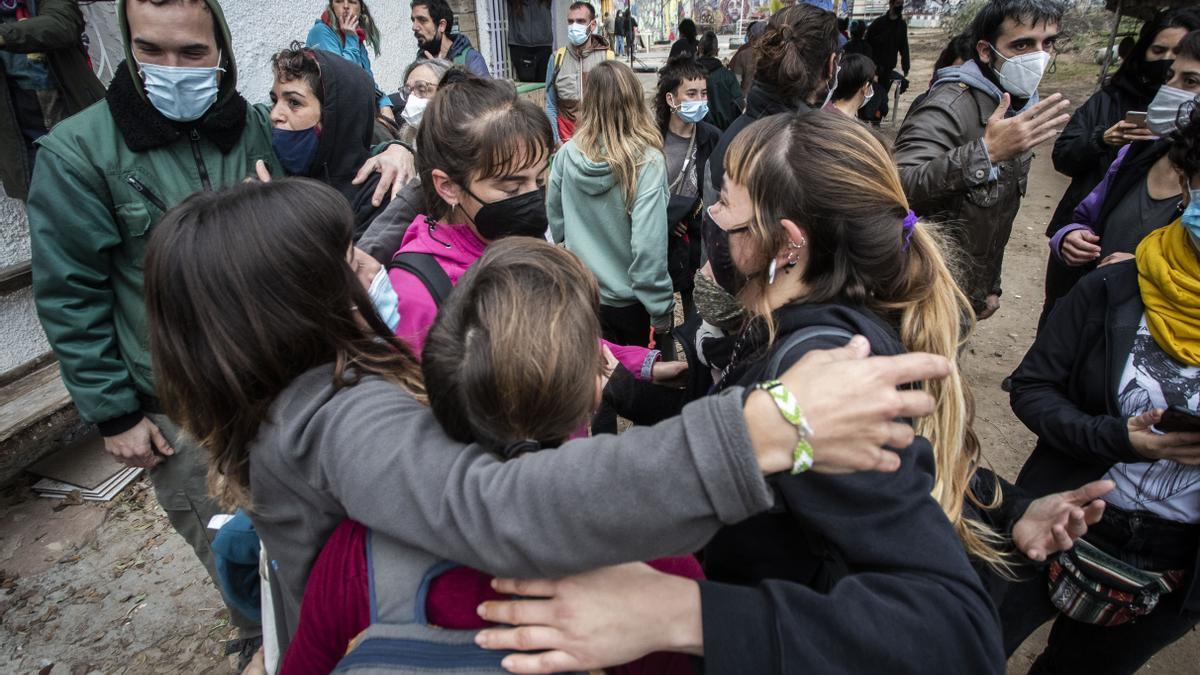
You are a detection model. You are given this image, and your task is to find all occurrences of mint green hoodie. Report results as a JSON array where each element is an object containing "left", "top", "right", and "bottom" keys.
[{"left": 548, "top": 141, "right": 674, "bottom": 326}]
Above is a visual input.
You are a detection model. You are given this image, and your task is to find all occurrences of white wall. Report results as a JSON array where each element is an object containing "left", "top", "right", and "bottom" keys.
[
  {"left": 223, "top": 0, "right": 420, "bottom": 103},
  {"left": 0, "top": 196, "right": 47, "bottom": 375}
]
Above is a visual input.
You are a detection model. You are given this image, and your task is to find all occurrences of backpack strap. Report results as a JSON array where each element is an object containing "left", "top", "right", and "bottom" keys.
[
  {"left": 547, "top": 47, "right": 567, "bottom": 101},
  {"left": 453, "top": 51, "right": 468, "bottom": 66},
  {"left": 762, "top": 326, "right": 855, "bottom": 379},
  {"left": 387, "top": 252, "right": 453, "bottom": 308}
]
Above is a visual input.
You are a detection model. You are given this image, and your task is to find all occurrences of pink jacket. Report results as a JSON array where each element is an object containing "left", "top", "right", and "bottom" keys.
[{"left": 388, "top": 215, "right": 660, "bottom": 378}]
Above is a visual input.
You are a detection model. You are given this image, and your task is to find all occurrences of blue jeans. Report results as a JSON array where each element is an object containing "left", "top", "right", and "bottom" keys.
[{"left": 615, "top": 35, "right": 625, "bottom": 55}]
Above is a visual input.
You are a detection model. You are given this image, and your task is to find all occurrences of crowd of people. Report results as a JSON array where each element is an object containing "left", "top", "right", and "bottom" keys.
[{"left": 6, "top": 0, "right": 1200, "bottom": 673}]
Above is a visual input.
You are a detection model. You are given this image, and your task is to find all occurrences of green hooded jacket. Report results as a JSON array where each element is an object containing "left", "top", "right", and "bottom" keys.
[{"left": 28, "top": 0, "right": 281, "bottom": 434}]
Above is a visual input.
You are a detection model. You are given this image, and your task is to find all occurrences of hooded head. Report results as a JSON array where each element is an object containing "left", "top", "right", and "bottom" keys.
[
  {"left": 268, "top": 46, "right": 375, "bottom": 197},
  {"left": 118, "top": 0, "right": 239, "bottom": 115}
]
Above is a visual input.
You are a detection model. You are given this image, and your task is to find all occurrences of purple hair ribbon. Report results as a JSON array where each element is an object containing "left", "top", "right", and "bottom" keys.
[{"left": 901, "top": 210, "right": 918, "bottom": 251}]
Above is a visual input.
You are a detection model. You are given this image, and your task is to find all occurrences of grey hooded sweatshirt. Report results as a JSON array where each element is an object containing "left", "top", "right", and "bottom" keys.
[{"left": 247, "top": 364, "right": 771, "bottom": 639}]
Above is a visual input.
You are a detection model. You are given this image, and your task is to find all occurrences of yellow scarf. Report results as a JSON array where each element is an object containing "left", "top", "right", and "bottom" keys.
[{"left": 1136, "top": 219, "right": 1200, "bottom": 367}]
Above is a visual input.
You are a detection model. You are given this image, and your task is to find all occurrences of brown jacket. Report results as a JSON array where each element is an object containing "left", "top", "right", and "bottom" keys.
[{"left": 894, "top": 71, "right": 1032, "bottom": 314}]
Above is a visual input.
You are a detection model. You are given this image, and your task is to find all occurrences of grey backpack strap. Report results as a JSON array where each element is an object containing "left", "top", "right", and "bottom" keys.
[
  {"left": 763, "top": 326, "right": 855, "bottom": 379},
  {"left": 388, "top": 252, "right": 453, "bottom": 308}
]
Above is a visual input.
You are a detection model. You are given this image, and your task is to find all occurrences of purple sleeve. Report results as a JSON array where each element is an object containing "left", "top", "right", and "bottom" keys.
[{"left": 1048, "top": 144, "right": 1130, "bottom": 262}]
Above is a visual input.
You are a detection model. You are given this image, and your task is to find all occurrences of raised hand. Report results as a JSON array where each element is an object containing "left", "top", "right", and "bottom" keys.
[
  {"left": 983, "top": 93, "right": 1072, "bottom": 164},
  {"left": 1013, "top": 479, "right": 1113, "bottom": 562}
]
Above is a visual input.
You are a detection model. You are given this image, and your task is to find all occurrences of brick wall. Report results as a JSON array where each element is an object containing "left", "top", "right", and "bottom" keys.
[{"left": 450, "top": 0, "right": 482, "bottom": 51}]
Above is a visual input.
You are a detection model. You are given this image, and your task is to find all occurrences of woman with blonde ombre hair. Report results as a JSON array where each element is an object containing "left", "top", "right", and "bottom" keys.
[
  {"left": 473, "top": 111, "right": 1115, "bottom": 674},
  {"left": 697, "top": 110, "right": 1114, "bottom": 608},
  {"left": 549, "top": 59, "right": 675, "bottom": 353}
]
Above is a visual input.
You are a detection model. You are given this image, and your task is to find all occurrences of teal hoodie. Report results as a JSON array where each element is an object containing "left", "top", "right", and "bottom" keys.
[{"left": 548, "top": 141, "right": 674, "bottom": 326}]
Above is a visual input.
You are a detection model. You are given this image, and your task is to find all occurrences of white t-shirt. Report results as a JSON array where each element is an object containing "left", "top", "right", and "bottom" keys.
[{"left": 1102, "top": 314, "right": 1200, "bottom": 523}]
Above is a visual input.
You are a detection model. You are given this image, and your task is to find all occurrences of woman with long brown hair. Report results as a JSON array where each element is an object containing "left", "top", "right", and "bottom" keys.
[
  {"left": 143, "top": 175, "right": 946, "bottom": 654},
  {"left": 550, "top": 59, "right": 674, "bottom": 351}
]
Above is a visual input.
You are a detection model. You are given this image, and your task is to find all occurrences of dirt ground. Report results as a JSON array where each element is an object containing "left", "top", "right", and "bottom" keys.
[{"left": 1, "top": 28, "right": 1196, "bottom": 675}]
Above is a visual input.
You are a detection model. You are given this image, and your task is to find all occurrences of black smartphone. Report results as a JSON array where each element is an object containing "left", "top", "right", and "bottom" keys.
[{"left": 1155, "top": 406, "right": 1200, "bottom": 433}]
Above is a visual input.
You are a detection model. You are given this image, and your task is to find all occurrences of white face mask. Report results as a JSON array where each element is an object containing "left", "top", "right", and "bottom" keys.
[
  {"left": 367, "top": 267, "right": 401, "bottom": 332},
  {"left": 136, "top": 51, "right": 225, "bottom": 122},
  {"left": 1146, "top": 85, "right": 1198, "bottom": 137},
  {"left": 989, "top": 46, "right": 1049, "bottom": 99},
  {"left": 401, "top": 94, "right": 429, "bottom": 127}
]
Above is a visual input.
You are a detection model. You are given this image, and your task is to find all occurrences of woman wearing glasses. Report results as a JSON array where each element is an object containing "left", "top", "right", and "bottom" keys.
[{"left": 386, "top": 58, "right": 452, "bottom": 147}]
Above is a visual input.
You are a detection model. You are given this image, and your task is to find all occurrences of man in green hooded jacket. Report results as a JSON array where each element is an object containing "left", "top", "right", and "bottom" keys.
[{"left": 27, "top": 0, "right": 413, "bottom": 663}]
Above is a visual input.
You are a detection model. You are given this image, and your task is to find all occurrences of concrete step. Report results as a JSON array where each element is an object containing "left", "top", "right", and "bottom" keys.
[{"left": 0, "top": 358, "right": 86, "bottom": 485}]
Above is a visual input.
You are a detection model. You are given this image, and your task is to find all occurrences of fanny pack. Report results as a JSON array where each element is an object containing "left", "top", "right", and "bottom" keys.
[{"left": 1047, "top": 538, "right": 1186, "bottom": 626}]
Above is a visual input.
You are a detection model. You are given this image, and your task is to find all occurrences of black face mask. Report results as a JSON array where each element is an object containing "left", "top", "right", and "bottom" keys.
[
  {"left": 464, "top": 186, "right": 549, "bottom": 240},
  {"left": 1141, "top": 58, "right": 1174, "bottom": 88},
  {"left": 701, "top": 215, "right": 746, "bottom": 295}
]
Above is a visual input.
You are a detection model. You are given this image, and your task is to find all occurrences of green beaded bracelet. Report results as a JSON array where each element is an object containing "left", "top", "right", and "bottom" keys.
[{"left": 756, "top": 379, "right": 815, "bottom": 474}]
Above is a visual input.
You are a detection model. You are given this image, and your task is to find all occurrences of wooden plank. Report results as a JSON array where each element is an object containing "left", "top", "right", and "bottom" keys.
[
  {"left": 0, "top": 260, "right": 32, "bottom": 295},
  {"left": 0, "top": 361, "right": 73, "bottom": 445}
]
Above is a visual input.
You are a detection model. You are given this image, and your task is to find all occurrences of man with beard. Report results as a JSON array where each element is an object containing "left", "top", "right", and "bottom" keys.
[
  {"left": 410, "top": 0, "right": 488, "bottom": 76},
  {"left": 894, "top": 0, "right": 1071, "bottom": 321}
]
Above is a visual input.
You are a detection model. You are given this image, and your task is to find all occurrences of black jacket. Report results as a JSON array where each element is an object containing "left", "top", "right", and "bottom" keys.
[
  {"left": 704, "top": 83, "right": 809, "bottom": 293},
  {"left": 843, "top": 37, "right": 874, "bottom": 61},
  {"left": 308, "top": 50, "right": 389, "bottom": 237},
  {"left": 866, "top": 12, "right": 909, "bottom": 75},
  {"left": 1009, "top": 260, "right": 1200, "bottom": 610},
  {"left": 697, "top": 56, "right": 743, "bottom": 130},
  {"left": 699, "top": 302, "right": 1004, "bottom": 674},
  {"left": 668, "top": 37, "right": 696, "bottom": 59},
  {"left": 1047, "top": 82, "right": 1152, "bottom": 235}
]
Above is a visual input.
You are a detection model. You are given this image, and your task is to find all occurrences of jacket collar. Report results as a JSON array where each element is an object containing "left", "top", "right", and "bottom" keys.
[
  {"left": 106, "top": 60, "right": 248, "bottom": 154},
  {"left": 1095, "top": 140, "right": 1175, "bottom": 237}
]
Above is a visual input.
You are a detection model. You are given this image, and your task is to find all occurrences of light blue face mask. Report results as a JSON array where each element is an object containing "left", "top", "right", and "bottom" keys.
[
  {"left": 567, "top": 23, "right": 590, "bottom": 46},
  {"left": 674, "top": 99, "right": 709, "bottom": 124},
  {"left": 137, "top": 51, "right": 224, "bottom": 122},
  {"left": 367, "top": 267, "right": 401, "bottom": 332},
  {"left": 1183, "top": 188, "right": 1200, "bottom": 241}
]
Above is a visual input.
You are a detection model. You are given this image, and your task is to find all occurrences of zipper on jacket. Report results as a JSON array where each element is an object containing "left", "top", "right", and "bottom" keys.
[
  {"left": 189, "top": 129, "right": 212, "bottom": 191},
  {"left": 126, "top": 176, "right": 168, "bottom": 212}
]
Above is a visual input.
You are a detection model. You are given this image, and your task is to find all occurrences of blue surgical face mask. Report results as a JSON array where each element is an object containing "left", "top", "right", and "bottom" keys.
[
  {"left": 136, "top": 51, "right": 224, "bottom": 122},
  {"left": 367, "top": 267, "right": 401, "bottom": 332},
  {"left": 567, "top": 23, "right": 590, "bottom": 46},
  {"left": 674, "top": 99, "right": 709, "bottom": 124},
  {"left": 1183, "top": 188, "right": 1200, "bottom": 241},
  {"left": 271, "top": 127, "right": 320, "bottom": 176}
]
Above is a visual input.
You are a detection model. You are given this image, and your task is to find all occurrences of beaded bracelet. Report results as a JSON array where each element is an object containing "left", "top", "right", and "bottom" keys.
[{"left": 756, "top": 379, "right": 815, "bottom": 475}]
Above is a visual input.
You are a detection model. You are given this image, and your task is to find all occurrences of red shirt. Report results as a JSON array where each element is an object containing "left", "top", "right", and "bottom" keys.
[{"left": 280, "top": 519, "right": 699, "bottom": 674}]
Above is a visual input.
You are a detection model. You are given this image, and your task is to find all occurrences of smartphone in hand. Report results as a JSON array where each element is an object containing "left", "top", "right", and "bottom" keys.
[
  {"left": 1125, "top": 111, "right": 1148, "bottom": 128},
  {"left": 1154, "top": 406, "right": 1200, "bottom": 434}
]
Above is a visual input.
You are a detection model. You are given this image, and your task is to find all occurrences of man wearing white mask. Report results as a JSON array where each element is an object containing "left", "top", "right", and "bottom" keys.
[
  {"left": 894, "top": 0, "right": 1072, "bottom": 320},
  {"left": 25, "top": 2, "right": 414, "bottom": 667},
  {"left": 545, "top": 1, "right": 613, "bottom": 145}
]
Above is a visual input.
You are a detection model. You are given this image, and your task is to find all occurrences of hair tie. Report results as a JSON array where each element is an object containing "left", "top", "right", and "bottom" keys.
[{"left": 901, "top": 210, "right": 918, "bottom": 251}]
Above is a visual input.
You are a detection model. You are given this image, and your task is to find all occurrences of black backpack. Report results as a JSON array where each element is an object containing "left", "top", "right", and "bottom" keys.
[{"left": 387, "top": 252, "right": 454, "bottom": 307}]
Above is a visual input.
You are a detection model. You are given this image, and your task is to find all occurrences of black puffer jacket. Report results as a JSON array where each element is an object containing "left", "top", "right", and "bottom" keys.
[{"left": 700, "top": 301, "right": 1004, "bottom": 674}]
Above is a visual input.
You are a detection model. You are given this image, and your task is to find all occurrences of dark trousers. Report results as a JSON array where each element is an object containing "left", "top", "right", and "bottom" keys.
[
  {"left": 999, "top": 505, "right": 1199, "bottom": 674},
  {"left": 509, "top": 44, "right": 552, "bottom": 83},
  {"left": 594, "top": 303, "right": 652, "bottom": 434},
  {"left": 1038, "top": 252, "right": 1090, "bottom": 330}
]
